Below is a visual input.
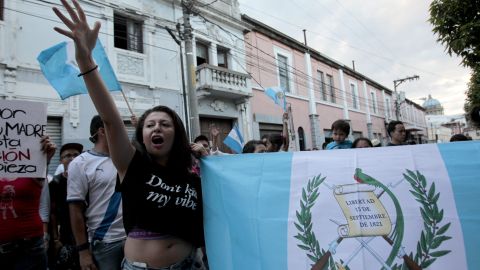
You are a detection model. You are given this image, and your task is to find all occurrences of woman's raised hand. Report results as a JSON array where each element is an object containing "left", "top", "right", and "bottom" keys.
[{"left": 52, "top": 0, "right": 100, "bottom": 69}]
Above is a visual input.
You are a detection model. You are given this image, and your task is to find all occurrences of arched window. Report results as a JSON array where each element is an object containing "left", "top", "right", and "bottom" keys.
[{"left": 298, "top": 127, "right": 305, "bottom": 151}]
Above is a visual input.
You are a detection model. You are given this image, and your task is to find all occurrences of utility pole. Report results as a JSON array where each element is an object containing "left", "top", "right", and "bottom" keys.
[
  {"left": 165, "top": 25, "right": 190, "bottom": 140},
  {"left": 182, "top": 0, "right": 201, "bottom": 138},
  {"left": 393, "top": 75, "right": 419, "bottom": 120}
]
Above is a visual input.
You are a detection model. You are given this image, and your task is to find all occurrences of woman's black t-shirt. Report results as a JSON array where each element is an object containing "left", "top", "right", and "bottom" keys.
[{"left": 117, "top": 150, "right": 204, "bottom": 247}]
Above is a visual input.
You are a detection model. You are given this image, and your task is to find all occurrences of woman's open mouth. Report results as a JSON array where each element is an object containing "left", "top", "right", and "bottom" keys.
[{"left": 152, "top": 136, "right": 164, "bottom": 147}]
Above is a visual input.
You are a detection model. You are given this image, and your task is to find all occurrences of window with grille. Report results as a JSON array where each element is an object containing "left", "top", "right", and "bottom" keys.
[
  {"left": 326, "top": 74, "right": 335, "bottom": 103},
  {"left": 114, "top": 13, "right": 143, "bottom": 53},
  {"left": 318, "top": 71, "right": 327, "bottom": 101},
  {"left": 277, "top": 54, "right": 290, "bottom": 93},
  {"left": 217, "top": 47, "right": 228, "bottom": 68},
  {"left": 350, "top": 83, "right": 359, "bottom": 109}
]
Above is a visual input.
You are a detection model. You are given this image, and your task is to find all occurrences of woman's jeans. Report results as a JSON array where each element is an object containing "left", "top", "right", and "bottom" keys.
[
  {"left": 121, "top": 248, "right": 205, "bottom": 270},
  {"left": 0, "top": 236, "right": 47, "bottom": 270}
]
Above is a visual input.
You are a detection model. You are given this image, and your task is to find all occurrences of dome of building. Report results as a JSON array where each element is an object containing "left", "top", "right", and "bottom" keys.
[
  {"left": 423, "top": 94, "right": 441, "bottom": 108},
  {"left": 423, "top": 95, "right": 444, "bottom": 115}
]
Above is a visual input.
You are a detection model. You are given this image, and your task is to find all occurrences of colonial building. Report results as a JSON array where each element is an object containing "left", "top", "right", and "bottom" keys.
[
  {"left": 242, "top": 15, "right": 427, "bottom": 149},
  {"left": 0, "top": 0, "right": 250, "bottom": 172}
]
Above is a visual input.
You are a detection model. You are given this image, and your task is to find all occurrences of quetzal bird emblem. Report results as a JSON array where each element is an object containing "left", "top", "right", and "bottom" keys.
[{"left": 354, "top": 168, "right": 404, "bottom": 267}]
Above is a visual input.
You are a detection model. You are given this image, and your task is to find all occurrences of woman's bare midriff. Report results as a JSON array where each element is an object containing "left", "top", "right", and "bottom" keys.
[{"left": 125, "top": 236, "right": 193, "bottom": 268}]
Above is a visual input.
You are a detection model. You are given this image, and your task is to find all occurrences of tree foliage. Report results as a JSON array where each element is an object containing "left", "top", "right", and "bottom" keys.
[
  {"left": 429, "top": 0, "right": 480, "bottom": 69},
  {"left": 464, "top": 67, "right": 480, "bottom": 127}
]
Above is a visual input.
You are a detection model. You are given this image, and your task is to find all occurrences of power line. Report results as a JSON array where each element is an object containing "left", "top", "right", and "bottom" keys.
[
  {"left": 191, "top": 10, "right": 422, "bottom": 113},
  {"left": 238, "top": 1, "right": 467, "bottom": 84},
  {"left": 4, "top": 0, "right": 454, "bottom": 117},
  {"left": 3, "top": 5, "right": 178, "bottom": 53}
]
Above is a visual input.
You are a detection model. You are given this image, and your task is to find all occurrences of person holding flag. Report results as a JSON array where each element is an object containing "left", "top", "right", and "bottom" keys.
[
  {"left": 263, "top": 87, "right": 290, "bottom": 152},
  {"left": 50, "top": 1, "right": 206, "bottom": 269},
  {"left": 223, "top": 123, "right": 244, "bottom": 154}
]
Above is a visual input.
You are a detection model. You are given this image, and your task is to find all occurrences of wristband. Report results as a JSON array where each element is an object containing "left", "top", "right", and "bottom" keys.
[
  {"left": 76, "top": 242, "right": 90, "bottom": 251},
  {"left": 78, "top": 65, "right": 98, "bottom": 77}
]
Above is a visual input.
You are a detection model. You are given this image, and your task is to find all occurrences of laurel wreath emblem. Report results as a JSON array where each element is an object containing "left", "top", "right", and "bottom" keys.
[
  {"left": 294, "top": 170, "right": 452, "bottom": 270},
  {"left": 391, "top": 169, "right": 452, "bottom": 269},
  {"left": 293, "top": 174, "right": 342, "bottom": 269}
]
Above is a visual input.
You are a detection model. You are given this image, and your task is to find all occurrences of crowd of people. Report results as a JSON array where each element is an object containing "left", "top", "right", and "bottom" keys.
[{"left": 0, "top": 1, "right": 476, "bottom": 269}]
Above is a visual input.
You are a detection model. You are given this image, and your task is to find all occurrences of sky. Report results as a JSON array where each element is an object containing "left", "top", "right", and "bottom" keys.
[{"left": 237, "top": 0, "right": 471, "bottom": 115}]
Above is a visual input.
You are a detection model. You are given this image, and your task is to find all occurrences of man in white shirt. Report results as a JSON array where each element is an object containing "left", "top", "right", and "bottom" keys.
[{"left": 67, "top": 115, "right": 126, "bottom": 270}]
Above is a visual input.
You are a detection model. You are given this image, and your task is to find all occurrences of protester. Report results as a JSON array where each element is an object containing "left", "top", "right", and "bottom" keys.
[
  {"left": 67, "top": 115, "right": 126, "bottom": 270},
  {"left": 48, "top": 142, "right": 83, "bottom": 270},
  {"left": 52, "top": 1, "right": 206, "bottom": 269},
  {"left": 190, "top": 126, "right": 225, "bottom": 175},
  {"left": 265, "top": 113, "right": 289, "bottom": 152},
  {"left": 193, "top": 135, "right": 210, "bottom": 152},
  {"left": 450, "top": 134, "right": 471, "bottom": 142},
  {"left": 40, "top": 172, "right": 51, "bottom": 251},
  {"left": 387, "top": 121, "right": 407, "bottom": 146},
  {"left": 242, "top": 140, "right": 267, "bottom": 153},
  {"left": 326, "top": 119, "right": 353, "bottom": 149},
  {"left": 0, "top": 136, "right": 56, "bottom": 269},
  {"left": 352, "top": 137, "right": 373, "bottom": 148}
]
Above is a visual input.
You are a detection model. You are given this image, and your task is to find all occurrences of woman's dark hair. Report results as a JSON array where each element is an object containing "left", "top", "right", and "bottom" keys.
[
  {"left": 267, "top": 134, "right": 283, "bottom": 152},
  {"left": 352, "top": 137, "right": 373, "bottom": 148},
  {"left": 242, "top": 140, "right": 265, "bottom": 153},
  {"left": 134, "top": 106, "right": 192, "bottom": 174},
  {"left": 450, "top": 134, "right": 470, "bottom": 142}
]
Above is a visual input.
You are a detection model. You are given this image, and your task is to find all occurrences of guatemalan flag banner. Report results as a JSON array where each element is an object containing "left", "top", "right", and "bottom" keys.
[
  {"left": 37, "top": 39, "right": 121, "bottom": 100},
  {"left": 201, "top": 141, "right": 480, "bottom": 270}
]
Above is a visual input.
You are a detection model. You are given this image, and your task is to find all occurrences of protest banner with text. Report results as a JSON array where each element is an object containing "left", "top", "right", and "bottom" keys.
[{"left": 0, "top": 100, "right": 47, "bottom": 178}]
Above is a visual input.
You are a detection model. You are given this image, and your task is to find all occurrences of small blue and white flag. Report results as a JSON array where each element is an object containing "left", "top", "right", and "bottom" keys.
[
  {"left": 223, "top": 124, "right": 244, "bottom": 154},
  {"left": 265, "top": 86, "right": 287, "bottom": 111},
  {"left": 201, "top": 141, "right": 480, "bottom": 269},
  {"left": 37, "top": 39, "right": 121, "bottom": 100}
]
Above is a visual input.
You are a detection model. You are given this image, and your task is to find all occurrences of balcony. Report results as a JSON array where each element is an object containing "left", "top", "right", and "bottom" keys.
[{"left": 195, "top": 64, "right": 252, "bottom": 102}]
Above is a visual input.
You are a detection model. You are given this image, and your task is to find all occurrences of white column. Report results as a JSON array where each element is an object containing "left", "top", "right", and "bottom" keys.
[
  {"left": 338, "top": 69, "right": 349, "bottom": 120},
  {"left": 362, "top": 80, "right": 373, "bottom": 139},
  {"left": 305, "top": 53, "right": 323, "bottom": 149},
  {"left": 209, "top": 43, "right": 218, "bottom": 66},
  {"left": 381, "top": 90, "right": 387, "bottom": 119},
  {"left": 4, "top": 0, "right": 18, "bottom": 68},
  {"left": 305, "top": 53, "right": 316, "bottom": 115},
  {"left": 362, "top": 81, "right": 372, "bottom": 123}
]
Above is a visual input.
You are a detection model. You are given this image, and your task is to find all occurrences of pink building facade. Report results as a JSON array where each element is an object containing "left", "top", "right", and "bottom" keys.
[{"left": 242, "top": 15, "right": 427, "bottom": 149}]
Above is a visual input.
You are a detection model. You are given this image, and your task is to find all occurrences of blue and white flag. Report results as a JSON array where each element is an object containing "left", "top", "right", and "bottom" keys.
[
  {"left": 265, "top": 86, "right": 287, "bottom": 111},
  {"left": 201, "top": 141, "right": 480, "bottom": 270},
  {"left": 223, "top": 124, "right": 244, "bottom": 154},
  {"left": 37, "top": 40, "right": 121, "bottom": 100}
]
